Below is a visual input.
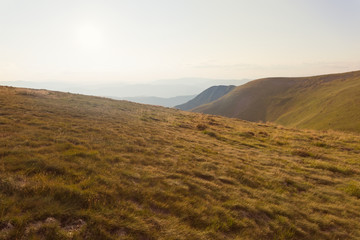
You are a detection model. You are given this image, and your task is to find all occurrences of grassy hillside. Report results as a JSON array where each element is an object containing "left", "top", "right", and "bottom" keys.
[
  {"left": 1, "top": 86, "right": 360, "bottom": 239},
  {"left": 192, "top": 71, "right": 360, "bottom": 132},
  {"left": 175, "top": 85, "right": 235, "bottom": 111}
]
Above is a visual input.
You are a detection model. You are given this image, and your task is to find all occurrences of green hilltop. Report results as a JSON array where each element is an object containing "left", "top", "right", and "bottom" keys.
[
  {"left": 192, "top": 70, "right": 360, "bottom": 133},
  {"left": 1, "top": 86, "right": 360, "bottom": 239}
]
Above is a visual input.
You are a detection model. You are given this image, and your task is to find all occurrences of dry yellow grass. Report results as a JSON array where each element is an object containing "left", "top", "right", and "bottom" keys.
[{"left": 1, "top": 86, "right": 360, "bottom": 239}]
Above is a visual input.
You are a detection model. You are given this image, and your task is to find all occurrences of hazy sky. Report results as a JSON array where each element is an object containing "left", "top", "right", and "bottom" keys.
[{"left": 1, "top": 0, "right": 360, "bottom": 83}]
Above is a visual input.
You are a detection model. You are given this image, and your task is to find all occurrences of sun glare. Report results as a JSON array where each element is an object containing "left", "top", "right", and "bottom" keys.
[{"left": 75, "top": 25, "right": 104, "bottom": 49}]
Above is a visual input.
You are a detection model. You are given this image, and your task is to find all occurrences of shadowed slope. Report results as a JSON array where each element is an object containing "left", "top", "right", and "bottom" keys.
[
  {"left": 192, "top": 70, "right": 360, "bottom": 132},
  {"left": 1, "top": 86, "right": 360, "bottom": 239},
  {"left": 175, "top": 85, "right": 236, "bottom": 110}
]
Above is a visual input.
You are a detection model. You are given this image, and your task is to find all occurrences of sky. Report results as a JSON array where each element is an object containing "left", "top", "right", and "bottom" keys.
[{"left": 0, "top": 0, "right": 360, "bottom": 83}]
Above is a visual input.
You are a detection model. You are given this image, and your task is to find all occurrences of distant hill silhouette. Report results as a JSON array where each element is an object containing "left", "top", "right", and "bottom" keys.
[
  {"left": 175, "top": 85, "right": 236, "bottom": 110},
  {"left": 192, "top": 70, "right": 360, "bottom": 132},
  {"left": 0, "top": 78, "right": 250, "bottom": 99},
  {"left": 119, "top": 95, "right": 196, "bottom": 107}
]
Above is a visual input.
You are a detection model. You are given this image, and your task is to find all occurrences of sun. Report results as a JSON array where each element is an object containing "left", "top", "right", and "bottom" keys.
[{"left": 75, "top": 25, "right": 104, "bottom": 49}]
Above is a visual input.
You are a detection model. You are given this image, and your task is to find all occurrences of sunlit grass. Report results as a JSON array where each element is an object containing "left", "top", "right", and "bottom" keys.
[{"left": 0, "top": 86, "right": 360, "bottom": 239}]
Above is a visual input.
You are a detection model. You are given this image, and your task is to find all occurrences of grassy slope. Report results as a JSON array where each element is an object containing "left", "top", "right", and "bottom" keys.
[
  {"left": 0, "top": 86, "right": 360, "bottom": 239},
  {"left": 192, "top": 71, "right": 360, "bottom": 132}
]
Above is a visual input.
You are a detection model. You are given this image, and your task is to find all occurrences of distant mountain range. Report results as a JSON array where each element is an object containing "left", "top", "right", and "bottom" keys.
[
  {"left": 175, "top": 85, "right": 236, "bottom": 110},
  {"left": 0, "top": 78, "right": 250, "bottom": 99},
  {"left": 117, "top": 95, "right": 196, "bottom": 108},
  {"left": 191, "top": 70, "right": 360, "bottom": 132}
]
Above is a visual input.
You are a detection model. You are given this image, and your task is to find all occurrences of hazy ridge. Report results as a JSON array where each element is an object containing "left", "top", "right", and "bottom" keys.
[
  {"left": 118, "top": 95, "right": 196, "bottom": 108},
  {"left": 175, "top": 85, "right": 236, "bottom": 111},
  {"left": 192, "top": 70, "right": 360, "bottom": 132}
]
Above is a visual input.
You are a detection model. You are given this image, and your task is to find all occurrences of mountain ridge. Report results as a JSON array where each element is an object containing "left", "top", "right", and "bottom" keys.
[
  {"left": 192, "top": 70, "right": 360, "bottom": 132},
  {"left": 116, "top": 95, "right": 196, "bottom": 107},
  {"left": 175, "top": 85, "right": 236, "bottom": 111}
]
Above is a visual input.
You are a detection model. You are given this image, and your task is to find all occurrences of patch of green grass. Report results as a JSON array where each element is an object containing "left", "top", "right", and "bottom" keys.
[{"left": 345, "top": 182, "right": 360, "bottom": 198}]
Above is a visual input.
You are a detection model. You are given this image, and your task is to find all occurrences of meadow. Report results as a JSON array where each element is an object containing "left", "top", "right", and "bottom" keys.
[{"left": 1, "top": 86, "right": 360, "bottom": 239}]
